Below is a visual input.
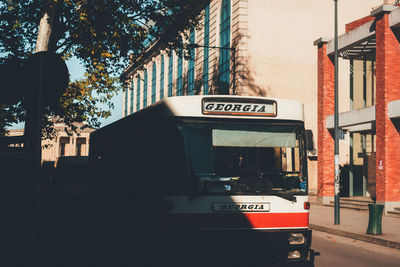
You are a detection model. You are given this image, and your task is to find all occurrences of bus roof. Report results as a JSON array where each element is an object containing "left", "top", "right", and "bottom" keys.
[
  {"left": 91, "top": 95, "right": 304, "bottom": 138},
  {"left": 99, "top": 96, "right": 304, "bottom": 134},
  {"left": 154, "top": 95, "right": 304, "bottom": 121}
]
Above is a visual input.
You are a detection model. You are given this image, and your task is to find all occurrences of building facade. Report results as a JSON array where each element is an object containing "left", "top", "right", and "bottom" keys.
[
  {"left": 8, "top": 122, "right": 94, "bottom": 166},
  {"left": 315, "top": 3, "right": 400, "bottom": 212},
  {"left": 122, "top": 0, "right": 386, "bottom": 195}
]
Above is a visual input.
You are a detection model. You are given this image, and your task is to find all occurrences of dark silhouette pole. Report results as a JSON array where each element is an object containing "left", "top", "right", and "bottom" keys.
[{"left": 334, "top": 0, "right": 340, "bottom": 225}]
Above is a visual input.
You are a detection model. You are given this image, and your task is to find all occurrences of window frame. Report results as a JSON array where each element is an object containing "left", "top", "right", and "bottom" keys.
[
  {"left": 168, "top": 52, "right": 174, "bottom": 97},
  {"left": 177, "top": 48, "right": 183, "bottom": 96},
  {"left": 218, "top": 0, "right": 231, "bottom": 95},
  {"left": 203, "top": 5, "right": 210, "bottom": 95},
  {"left": 144, "top": 69, "right": 148, "bottom": 108},
  {"left": 130, "top": 76, "right": 134, "bottom": 114},
  {"left": 160, "top": 55, "right": 165, "bottom": 100},
  {"left": 136, "top": 75, "right": 141, "bottom": 111},
  {"left": 152, "top": 62, "right": 157, "bottom": 103},
  {"left": 188, "top": 28, "right": 196, "bottom": 95}
]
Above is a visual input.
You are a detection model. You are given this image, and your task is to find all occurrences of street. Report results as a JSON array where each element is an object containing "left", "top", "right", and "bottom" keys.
[{"left": 312, "top": 230, "right": 400, "bottom": 267}]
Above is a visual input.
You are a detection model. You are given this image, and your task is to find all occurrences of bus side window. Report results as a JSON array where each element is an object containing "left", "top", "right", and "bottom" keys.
[
  {"left": 131, "top": 132, "right": 148, "bottom": 187},
  {"left": 158, "top": 124, "right": 188, "bottom": 194},
  {"left": 135, "top": 123, "right": 172, "bottom": 192}
]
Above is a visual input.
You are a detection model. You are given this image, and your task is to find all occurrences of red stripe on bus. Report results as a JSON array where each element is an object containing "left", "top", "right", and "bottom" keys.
[{"left": 161, "top": 212, "right": 309, "bottom": 229}]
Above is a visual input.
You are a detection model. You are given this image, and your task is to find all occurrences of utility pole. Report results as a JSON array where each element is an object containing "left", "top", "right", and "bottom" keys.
[
  {"left": 334, "top": 0, "right": 340, "bottom": 225},
  {"left": 29, "top": 2, "right": 59, "bottom": 264}
]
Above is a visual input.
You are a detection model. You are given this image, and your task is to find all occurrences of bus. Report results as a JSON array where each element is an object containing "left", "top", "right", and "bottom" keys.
[{"left": 89, "top": 95, "right": 312, "bottom": 266}]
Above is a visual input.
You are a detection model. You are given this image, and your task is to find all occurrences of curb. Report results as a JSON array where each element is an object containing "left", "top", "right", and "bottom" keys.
[{"left": 310, "top": 224, "right": 400, "bottom": 250}]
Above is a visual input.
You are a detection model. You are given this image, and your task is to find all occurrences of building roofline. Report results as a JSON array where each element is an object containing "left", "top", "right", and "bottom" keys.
[
  {"left": 389, "top": 6, "right": 400, "bottom": 27},
  {"left": 327, "top": 20, "right": 375, "bottom": 56},
  {"left": 122, "top": 38, "right": 167, "bottom": 80},
  {"left": 322, "top": 5, "right": 400, "bottom": 59},
  {"left": 313, "top": 37, "right": 332, "bottom": 46},
  {"left": 121, "top": 2, "right": 210, "bottom": 81},
  {"left": 371, "top": 4, "right": 398, "bottom": 17}
]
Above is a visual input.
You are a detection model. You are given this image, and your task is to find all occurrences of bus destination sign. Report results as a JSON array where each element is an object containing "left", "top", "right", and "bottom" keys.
[
  {"left": 212, "top": 202, "right": 270, "bottom": 212},
  {"left": 202, "top": 99, "right": 276, "bottom": 116}
]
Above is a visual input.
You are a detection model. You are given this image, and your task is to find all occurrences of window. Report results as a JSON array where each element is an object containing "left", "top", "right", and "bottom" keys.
[
  {"left": 130, "top": 77, "right": 134, "bottom": 114},
  {"left": 219, "top": 0, "right": 231, "bottom": 94},
  {"left": 160, "top": 55, "right": 165, "bottom": 99},
  {"left": 60, "top": 143, "right": 65, "bottom": 156},
  {"left": 350, "top": 58, "right": 376, "bottom": 110},
  {"left": 188, "top": 28, "right": 195, "bottom": 95},
  {"left": 136, "top": 75, "right": 141, "bottom": 111},
  {"left": 203, "top": 5, "right": 210, "bottom": 95},
  {"left": 59, "top": 137, "right": 70, "bottom": 156},
  {"left": 60, "top": 143, "right": 66, "bottom": 156},
  {"left": 152, "top": 62, "right": 157, "bottom": 103},
  {"left": 76, "top": 138, "right": 86, "bottom": 156},
  {"left": 124, "top": 87, "right": 128, "bottom": 116},
  {"left": 76, "top": 143, "right": 82, "bottom": 156},
  {"left": 143, "top": 69, "right": 148, "bottom": 108},
  {"left": 177, "top": 48, "right": 183, "bottom": 96},
  {"left": 168, "top": 52, "right": 173, "bottom": 97}
]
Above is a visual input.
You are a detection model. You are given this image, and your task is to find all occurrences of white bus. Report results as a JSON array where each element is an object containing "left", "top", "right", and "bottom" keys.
[{"left": 89, "top": 96, "right": 312, "bottom": 266}]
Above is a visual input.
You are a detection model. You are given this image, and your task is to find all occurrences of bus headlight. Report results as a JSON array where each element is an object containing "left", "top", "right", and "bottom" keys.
[
  {"left": 289, "top": 233, "right": 305, "bottom": 245},
  {"left": 288, "top": 250, "right": 301, "bottom": 259}
]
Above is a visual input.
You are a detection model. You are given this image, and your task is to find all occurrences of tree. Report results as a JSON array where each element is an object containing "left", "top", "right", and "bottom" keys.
[
  {"left": 0, "top": 0, "right": 209, "bottom": 136},
  {"left": 0, "top": 104, "right": 22, "bottom": 136}
]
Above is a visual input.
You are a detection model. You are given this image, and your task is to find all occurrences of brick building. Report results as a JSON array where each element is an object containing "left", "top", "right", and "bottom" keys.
[
  {"left": 122, "top": 0, "right": 385, "bottom": 196},
  {"left": 315, "top": 3, "right": 400, "bottom": 212}
]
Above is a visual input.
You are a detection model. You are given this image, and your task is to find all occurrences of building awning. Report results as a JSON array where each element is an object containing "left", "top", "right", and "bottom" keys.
[
  {"left": 389, "top": 100, "right": 400, "bottom": 119},
  {"left": 327, "top": 20, "right": 376, "bottom": 60},
  {"left": 390, "top": 6, "right": 400, "bottom": 28},
  {"left": 325, "top": 6, "right": 400, "bottom": 60},
  {"left": 326, "top": 106, "right": 375, "bottom": 132},
  {"left": 326, "top": 101, "right": 400, "bottom": 131},
  {"left": 338, "top": 37, "right": 376, "bottom": 60}
]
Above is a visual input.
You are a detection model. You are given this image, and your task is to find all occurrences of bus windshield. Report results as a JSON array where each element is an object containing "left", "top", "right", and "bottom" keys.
[{"left": 175, "top": 121, "right": 307, "bottom": 196}]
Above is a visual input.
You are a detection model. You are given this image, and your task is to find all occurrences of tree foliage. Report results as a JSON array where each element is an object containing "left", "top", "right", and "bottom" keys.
[
  {"left": 0, "top": 104, "right": 23, "bottom": 136},
  {"left": 0, "top": 0, "right": 208, "bottom": 136}
]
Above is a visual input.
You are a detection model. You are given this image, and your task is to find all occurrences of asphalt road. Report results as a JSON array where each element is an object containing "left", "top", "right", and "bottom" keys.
[{"left": 311, "top": 230, "right": 400, "bottom": 267}]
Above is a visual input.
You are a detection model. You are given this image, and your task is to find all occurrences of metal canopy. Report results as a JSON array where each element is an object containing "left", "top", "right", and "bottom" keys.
[
  {"left": 339, "top": 36, "right": 376, "bottom": 60},
  {"left": 327, "top": 19, "right": 376, "bottom": 61}
]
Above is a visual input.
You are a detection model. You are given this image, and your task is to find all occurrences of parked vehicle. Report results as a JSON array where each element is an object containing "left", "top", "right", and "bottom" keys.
[{"left": 89, "top": 96, "right": 312, "bottom": 266}]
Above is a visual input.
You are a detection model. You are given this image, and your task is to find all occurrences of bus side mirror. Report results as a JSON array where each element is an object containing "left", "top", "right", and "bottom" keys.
[{"left": 305, "top": 130, "right": 314, "bottom": 151}]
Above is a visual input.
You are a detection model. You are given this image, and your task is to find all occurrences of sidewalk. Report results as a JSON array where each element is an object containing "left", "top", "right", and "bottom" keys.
[{"left": 309, "top": 196, "right": 400, "bottom": 250}]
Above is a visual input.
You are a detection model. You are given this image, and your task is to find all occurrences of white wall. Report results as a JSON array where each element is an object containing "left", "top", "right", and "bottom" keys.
[{"left": 246, "top": 0, "right": 383, "bottom": 193}]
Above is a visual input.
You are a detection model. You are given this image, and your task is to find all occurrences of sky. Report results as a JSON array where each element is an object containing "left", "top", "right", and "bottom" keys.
[
  {"left": 66, "top": 57, "right": 123, "bottom": 127},
  {"left": 10, "top": 57, "right": 122, "bottom": 129}
]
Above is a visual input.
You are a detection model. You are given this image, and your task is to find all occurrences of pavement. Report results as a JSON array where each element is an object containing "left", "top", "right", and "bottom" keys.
[{"left": 308, "top": 196, "right": 400, "bottom": 250}]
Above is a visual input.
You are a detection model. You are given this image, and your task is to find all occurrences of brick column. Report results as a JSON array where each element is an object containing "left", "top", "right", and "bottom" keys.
[
  {"left": 314, "top": 38, "right": 335, "bottom": 204},
  {"left": 373, "top": 6, "right": 400, "bottom": 212}
]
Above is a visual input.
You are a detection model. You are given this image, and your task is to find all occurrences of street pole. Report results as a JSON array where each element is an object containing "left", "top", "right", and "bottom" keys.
[
  {"left": 30, "top": 4, "right": 58, "bottom": 263},
  {"left": 334, "top": 0, "right": 340, "bottom": 225}
]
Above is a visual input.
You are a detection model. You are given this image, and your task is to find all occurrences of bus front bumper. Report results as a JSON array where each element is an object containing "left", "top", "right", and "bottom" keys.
[{"left": 159, "top": 228, "right": 312, "bottom": 264}]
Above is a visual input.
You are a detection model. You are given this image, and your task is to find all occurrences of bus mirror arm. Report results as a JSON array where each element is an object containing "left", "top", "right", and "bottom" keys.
[{"left": 305, "top": 129, "right": 314, "bottom": 151}]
